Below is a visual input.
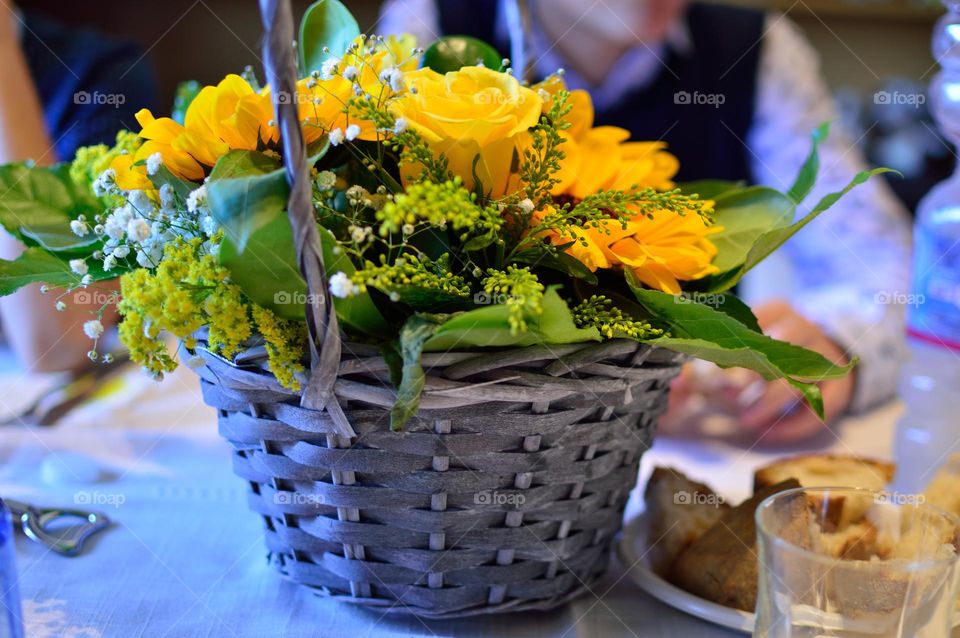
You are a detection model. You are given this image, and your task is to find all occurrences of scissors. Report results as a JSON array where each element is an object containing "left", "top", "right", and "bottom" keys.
[{"left": 4, "top": 499, "right": 111, "bottom": 556}]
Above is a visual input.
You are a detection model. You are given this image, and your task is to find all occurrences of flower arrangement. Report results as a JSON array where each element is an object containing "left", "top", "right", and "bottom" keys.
[{"left": 0, "top": 1, "right": 884, "bottom": 430}]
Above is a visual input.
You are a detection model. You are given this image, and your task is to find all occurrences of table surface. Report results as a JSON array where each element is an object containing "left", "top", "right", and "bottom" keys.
[{"left": 0, "top": 358, "right": 941, "bottom": 638}]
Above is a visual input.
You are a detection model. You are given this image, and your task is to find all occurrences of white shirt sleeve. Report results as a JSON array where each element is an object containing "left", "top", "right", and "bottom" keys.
[
  {"left": 378, "top": 0, "right": 442, "bottom": 44},
  {"left": 744, "top": 13, "right": 912, "bottom": 413}
]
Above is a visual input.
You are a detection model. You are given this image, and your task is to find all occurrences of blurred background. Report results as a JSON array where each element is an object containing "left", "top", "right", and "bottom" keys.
[{"left": 17, "top": 0, "right": 951, "bottom": 213}]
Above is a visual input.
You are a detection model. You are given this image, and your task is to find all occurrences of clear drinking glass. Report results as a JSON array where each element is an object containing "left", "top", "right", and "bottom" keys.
[
  {"left": 0, "top": 500, "right": 23, "bottom": 638},
  {"left": 754, "top": 487, "right": 960, "bottom": 637}
]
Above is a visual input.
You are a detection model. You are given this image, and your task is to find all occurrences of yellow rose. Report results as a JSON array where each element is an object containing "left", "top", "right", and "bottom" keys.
[{"left": 391, "top": 66, "right": 543, "bottom": 197}]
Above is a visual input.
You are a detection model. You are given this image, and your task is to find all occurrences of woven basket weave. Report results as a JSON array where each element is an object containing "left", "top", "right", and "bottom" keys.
[
  {"left": 192, "top": 336, "right": 682, "bottom": 617},
  {"left": 186, "top": 0, "right": 683, "bottom": 618}
]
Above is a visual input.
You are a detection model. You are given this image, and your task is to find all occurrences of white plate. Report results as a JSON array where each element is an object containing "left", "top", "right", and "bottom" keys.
[
  {"left": 616, "top": 512, "right": 754, "bottom": 634},
  {"left": 617, "top": 511, "right": 960, "bottom": 635}
]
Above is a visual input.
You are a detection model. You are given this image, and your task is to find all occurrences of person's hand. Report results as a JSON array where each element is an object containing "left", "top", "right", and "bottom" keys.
[
  {"left": 0, "top": 4, "right": 17, "bottom": 48},
  {"left": 735, "top": 300, "right": 855, "bottom": 445}
]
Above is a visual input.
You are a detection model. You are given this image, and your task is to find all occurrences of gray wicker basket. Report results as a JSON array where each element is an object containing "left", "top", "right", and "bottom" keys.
[
  {"left": 192, "top": 336, "right": 682, "bottom": 617},
  {"left": 186, "top": 0, "right": 683, "bottom": 618}
]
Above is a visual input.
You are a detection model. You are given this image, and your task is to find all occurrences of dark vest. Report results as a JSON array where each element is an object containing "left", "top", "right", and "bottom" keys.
[{"left": 436, "top": 1, "right": 764, "bottom": 183}]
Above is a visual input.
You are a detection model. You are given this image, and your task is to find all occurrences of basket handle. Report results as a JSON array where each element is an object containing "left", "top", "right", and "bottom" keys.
[{"left": 258, "top": 0, "right": 355, "bottom": 438}]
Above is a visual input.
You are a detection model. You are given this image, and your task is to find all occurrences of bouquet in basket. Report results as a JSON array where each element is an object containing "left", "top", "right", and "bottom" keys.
[{"left": 0, "top": 0, "right": 895, "bottom": 617}]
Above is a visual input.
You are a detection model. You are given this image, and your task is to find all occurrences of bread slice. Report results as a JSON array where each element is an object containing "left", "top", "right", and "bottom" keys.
[
  {"left": 753, "top": 454, "right": 894, "bottom": 492},
  {"left": 668, "top": 479, "right": 803, "bottom": 612},
  {"left": 923, "top": 453, "right": 960, "bottom": 518},
  {"left": 643, "top": 467, "right": 730, "bottom": 575}
]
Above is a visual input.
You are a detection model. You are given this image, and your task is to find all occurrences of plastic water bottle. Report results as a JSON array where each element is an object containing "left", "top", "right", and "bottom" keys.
[
  {"left": 0, "top": 500, "right": 23, "bottom": 638},
  {"left": 891, "top": 1, "right": 960, "bottom": 493}
]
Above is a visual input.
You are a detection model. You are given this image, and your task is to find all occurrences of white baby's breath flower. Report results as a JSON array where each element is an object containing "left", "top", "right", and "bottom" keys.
[
  {"left": 345, "top": 124, "right": 361, "bottom": 141},
  {"left": 316, "top": 170, "right": 337, "bottom": 190},
  {"left": 55, "top": 301, "right": 66, "bottom": 311},
  {"left": 69, "top": 259, "right": 88, "bottom": 275},
  {"left": 92, "top": 168, "right": 117, "bottom": 197},
  {"left": 342, "top": 65, "right": 359, "bottom": 81},
  {"left": 70, "top": 220, "right": 89, "bottom": 236},
  {"left": 393, "top": 118, "right": 408, "bottom": 134},
  {"left": 519, "top": 198, "right": 535, "bottom": 214},
  {"left": 80, "top": 274, "right": 93, "bottom": 286},
  {"left": 402, "top": 223, "right": 415, "bottom": 235},
  {"left": 201, "top": 215, "right": 217, "bottom": 237},
  {"left": 320, "top": 56, "right": 341, "bottom": 80},
  {"left": 146, "top": 152, "right": 163, "bottom": 176},
  {"left": 103, "top": 254, "right": 117, "bottom": 271},
  {"left": 126, "top": 218, "right": 151, "bottom": 243},
  {"left": 112, "top": 244, "right": 130, "bottom": 259},
  {"left": 83, "top": 320, "right": 104, "bottom": 339},
  {"left": 186, "top": 185, "right": 207, "bottom": 213},
  {"left": 329, "top": 128, "right": 345, "bottom": 146},
  {"left": 379, "top": 67, "right": 404, "bottom": 92},
  {"left": 159, "top": 183, "right": 175, "bottom": 210},
  {"left": 328, "top": 271, "right": 356, "bottom": 299}
]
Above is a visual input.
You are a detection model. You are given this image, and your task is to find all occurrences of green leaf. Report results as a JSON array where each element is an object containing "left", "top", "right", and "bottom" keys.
[
  {"left": 317, "top": 225, "right": 391, "bottom": 337},
  {"left": 299, "top": 0, "right": 361, "bottom": 75},
  {"left": 704, "top": 186, "right": 795, "bottom": 273},
  {"left": 0, "top": 163, "right": 101, "bottom": 248},
  {"left": 0, "top": 248, "right": 118, "bottom": 295},
  {"left": 788, "top": 122, "right": 829, "bottom": 204},
  {"left": 207, "top": 150, "right": 287, "bottom": 253},
  {"left": 171, "top": 80, "right": 202, "bottom": 126},
  {"left": 677, "top": 179, "right": 745, "bottom": 200},
  {"left": 423, "top": 287, "right": 599, "bottom": 351},
  {"left": 392, "top": 314, "right": 443, "bottom": 431},
  {"left": 422, "top": 36, "right": 503, "bottom": 74},
  {"left": 512, "top": 247, "right": 598, "bottom": 285},
  {"left": 702, "top": 168, "right": 896, "bottom": 293},
  {"left": 629, "top": 281, "right": 854, "bottom": 419},
  {"left": 219, "top": 214, "right": 307, "bottom": 321}
]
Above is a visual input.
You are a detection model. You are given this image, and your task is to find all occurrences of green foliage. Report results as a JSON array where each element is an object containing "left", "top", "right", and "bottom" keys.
[
  {"left": 317, "top": 226, "right": 390, "bottom": 337},
  {"left": 391, "top": 314, "right": 443, "bottom": 431},
  {"left": 421, "top": 36, "right": 502, "bottom": 73},
  {"left": 704, "top": 186, "right": 795, "bottom": 273},
  {"left": 423, "top": 287, "right": 599, "bottom": 351},
  {"left": 519, "top": 89, "right": 572, "bottom": 209},
  {"left": 788, "top": 122, "right": 829, "bottom": 204},
  {"left": 702, "top": 167, "right": 896, "bottom": 293},
  {"left": 0, "top": 248, "right": 114, "bottom": 295},
  {"left": 299, "top": 0, "right": 360, "bottom": 74},
  {"left": 573, "top": 295, "right": 663, "bottom": 340},
  {"left": 0, "top": 163, "right": 101, "bottom": 253},
  {"left": 628, "top": 276, "right": 855, "bottom": 419},
  {"left": 349, "top": 254, "right": 472, "bottom": 310},
  {"left": 171, "top": 80, "right": 202, "bottom": 126}
]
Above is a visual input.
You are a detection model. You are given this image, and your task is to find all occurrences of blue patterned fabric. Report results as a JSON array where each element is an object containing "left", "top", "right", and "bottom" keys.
[{"left": 19, "top": 13, "right": 159, "bottom": 161}]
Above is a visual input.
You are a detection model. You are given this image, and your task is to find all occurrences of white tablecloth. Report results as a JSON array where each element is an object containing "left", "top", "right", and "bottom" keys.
[{"left": 0, "top": 359, "right": 936, "bottom": 638}]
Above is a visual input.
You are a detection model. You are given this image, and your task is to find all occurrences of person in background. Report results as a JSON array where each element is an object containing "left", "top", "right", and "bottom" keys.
[
  {"left": 0, "top": 3, "right": 157, "bottom": 372},
  {"left": 380, "top": 0, "right": 913, "bottom": 445}
]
